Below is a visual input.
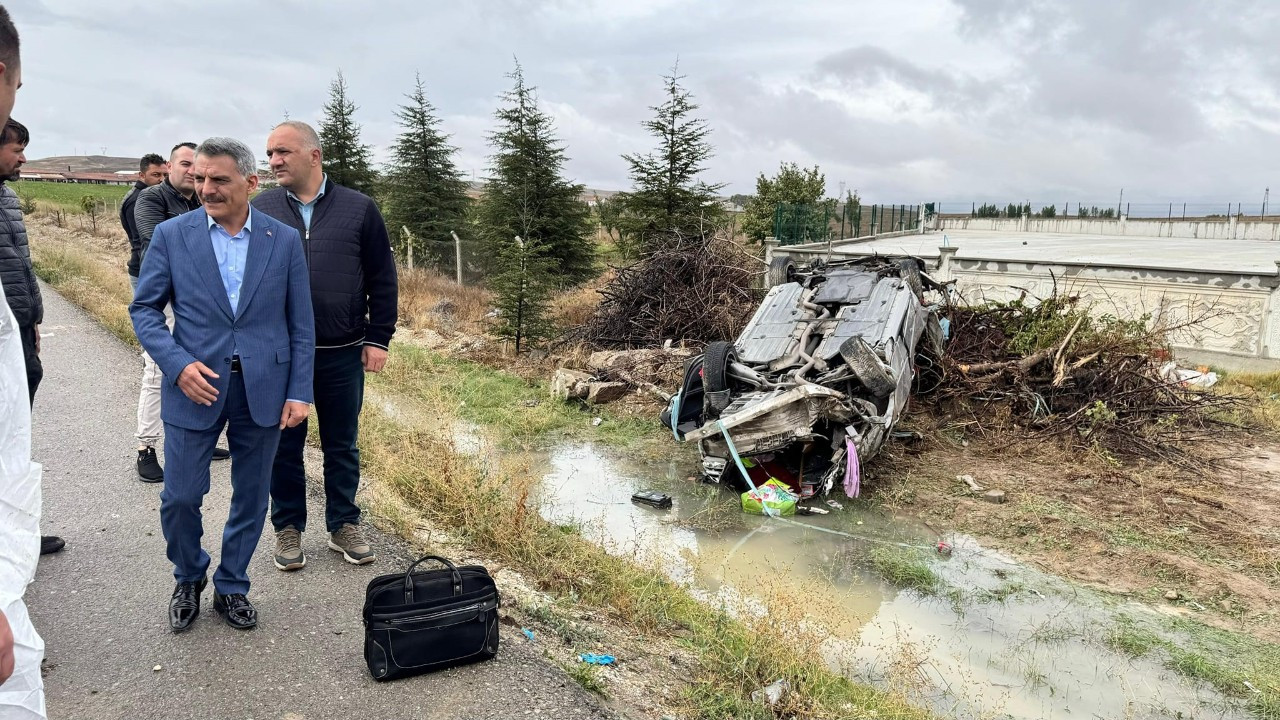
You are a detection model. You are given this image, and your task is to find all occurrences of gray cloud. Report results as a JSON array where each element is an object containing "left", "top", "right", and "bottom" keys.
[{"left": 2, "top": 0, "right": 1277, "bottom": 208}]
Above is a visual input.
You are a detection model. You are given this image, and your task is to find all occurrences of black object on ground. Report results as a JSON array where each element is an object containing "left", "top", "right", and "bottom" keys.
[{"left": 631, "top": 490, "right": 673, "bottom": 509}]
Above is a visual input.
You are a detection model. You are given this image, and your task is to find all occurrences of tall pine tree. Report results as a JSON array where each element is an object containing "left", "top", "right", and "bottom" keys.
[
  {"left": 620, "top": 65, "right": 725, "bottom": 249},
  {"left": 318, "top": 70, "right": 377, "bottom": 196},
  {"left": 384, "top": 73, "right": 471, "bottom": 273}
]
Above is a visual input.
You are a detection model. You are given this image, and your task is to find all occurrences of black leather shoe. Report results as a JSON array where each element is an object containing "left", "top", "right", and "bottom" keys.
[
  {"left": 40, "top": 536, "right": 65, "bottom": 555},
  {"left": 212, "top": 447, "right": 231, "bottom": 461},
  {"left": 213, "top": 592, "right": 257, "bottom": 630},
  {"left": 169, "top": 577, "right": 207, "bottom": 632}
]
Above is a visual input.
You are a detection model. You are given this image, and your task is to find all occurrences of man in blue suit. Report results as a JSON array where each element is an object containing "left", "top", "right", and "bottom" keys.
[{"left": 130, "top": 137, "right": 315, "bottom": 632}]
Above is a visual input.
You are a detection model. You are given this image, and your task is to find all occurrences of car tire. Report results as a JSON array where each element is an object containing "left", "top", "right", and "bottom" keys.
[
  {"left": 840, "top": 336, "right": 896, "bottom": 398},
  {"left": 702, "top": 341, "right": 738, "bottom": 419},
  {"left": 766, "top": 256, "right": 796, "bottom": 288},
  {"left": 897, "top": 258, "right": 923, "bottom": 299}
]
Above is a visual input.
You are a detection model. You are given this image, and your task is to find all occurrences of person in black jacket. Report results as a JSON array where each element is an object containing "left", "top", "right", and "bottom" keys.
[
  {"left": 119, "top": 153, "right": 166, "bottom": 282},
  {"left": 253, "top": 120, "right": 397, "bottom": 571},
  {"left": 130, "top": 142, "right": 229, "bottom": 482},
  {"left": 0, "top": 117, "right": 63, "bottom": 557}
]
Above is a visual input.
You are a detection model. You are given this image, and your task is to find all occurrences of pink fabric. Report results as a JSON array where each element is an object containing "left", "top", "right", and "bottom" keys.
[{"left": 844, "top": 436, "right": 861, "bottom": 498}]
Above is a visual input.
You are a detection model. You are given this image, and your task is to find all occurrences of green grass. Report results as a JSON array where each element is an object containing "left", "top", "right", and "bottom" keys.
[
  {"left": 11, "top": 180, "right": 130, "bottom": 212},
  {"left": 1105, "top": 621, "right": 1163, "bottom": 657},
  {"left": 869, "top": 546, "right": 939, "bottom": 594},
  {"left": 1103, "top": 615, "right": 1280, "bottom": 717},
  {"left": 564, "top": 661, "right": 609, "bottom": 696},
  {"left": 368, "top": 342, "right": 662, "bottom": 448}
]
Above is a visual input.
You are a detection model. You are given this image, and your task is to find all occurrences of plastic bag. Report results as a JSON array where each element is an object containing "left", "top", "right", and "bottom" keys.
[{"left": 741, "top": 479, "right": 798, "bottom": 516}]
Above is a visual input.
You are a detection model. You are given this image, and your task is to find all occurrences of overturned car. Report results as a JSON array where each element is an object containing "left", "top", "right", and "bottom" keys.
[{"left": 662, "top": 255, "right": 946, "bottom": 500}]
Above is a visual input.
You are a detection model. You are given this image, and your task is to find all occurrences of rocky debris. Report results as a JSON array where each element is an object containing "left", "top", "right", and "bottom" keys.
[
  {"left": 586, "top": 381, "right": 629, "bottom": 405},
  {"left": 551, "top": 369, "right": 593, "bottom": 400}
]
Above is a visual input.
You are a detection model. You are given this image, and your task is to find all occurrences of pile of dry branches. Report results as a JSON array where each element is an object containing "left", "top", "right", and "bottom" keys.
[
  {"left": 572, "top": 232, "right": 758, "bottom": 349},
  {"left": 932, "top": 294, "right": 1240, "bottom": 466}
]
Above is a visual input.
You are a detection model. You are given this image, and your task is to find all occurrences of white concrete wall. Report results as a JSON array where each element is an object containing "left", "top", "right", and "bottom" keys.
[{"left": 940, "top": 216, "right": 1280, "bottom": 241}]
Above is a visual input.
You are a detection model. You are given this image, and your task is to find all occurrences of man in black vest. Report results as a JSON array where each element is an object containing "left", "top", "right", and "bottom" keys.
[
  {"left": 120, "top": 152, "right": 166, "bottom": 281},
  {"left": 253, "top": 121, "right": 397, "bottom": 571}
]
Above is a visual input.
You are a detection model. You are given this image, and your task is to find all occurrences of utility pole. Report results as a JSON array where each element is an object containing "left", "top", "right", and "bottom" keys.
[
  {"left": 1263, "top": 187, "right": 1270, "bottom": 220},
  {"left": 1117, "top": 188, "right": 1123, "bottom": 217}
]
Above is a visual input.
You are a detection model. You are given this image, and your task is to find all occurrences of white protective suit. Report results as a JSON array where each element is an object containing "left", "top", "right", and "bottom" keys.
[{"left": 0, "top": 276, "right": 45, "bottom": 718}]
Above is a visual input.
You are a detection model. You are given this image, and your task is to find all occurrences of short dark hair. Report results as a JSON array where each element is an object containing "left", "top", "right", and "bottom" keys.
[
  {"left": 1, "top": 117, "right": 27, "bottom": 146},
  {"left": 0, "top": 7, "right": 19, "bottom": 75},
  {"left": 170, "top": 141, "right": 196, "bottom": 160},
  {"left": 139, "top": 153, "right": 165, "bottom": 172}
]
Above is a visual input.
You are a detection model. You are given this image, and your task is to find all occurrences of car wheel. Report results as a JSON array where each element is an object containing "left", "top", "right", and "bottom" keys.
[
  {"left": 897, "top": 258, "right": 923, "bottom": 299},
  {"left": 766, "top": 256, "right": 796, "bottom": 288},
  {"left": 702, "top": 340, "right": 738, "bottom": 419},
  {"left": 839, "top": 336, "right": 896, "bottom": 398}
]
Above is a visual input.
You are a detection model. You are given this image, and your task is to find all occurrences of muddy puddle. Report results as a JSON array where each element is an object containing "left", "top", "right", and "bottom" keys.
[{"left": 533, "top": 441, "right": 1254, "bottom": 720}]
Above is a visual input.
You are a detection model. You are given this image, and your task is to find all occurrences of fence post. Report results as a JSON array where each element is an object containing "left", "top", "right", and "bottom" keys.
[{"left": 451, "top": 231, "right": 464, "bottom": 285}]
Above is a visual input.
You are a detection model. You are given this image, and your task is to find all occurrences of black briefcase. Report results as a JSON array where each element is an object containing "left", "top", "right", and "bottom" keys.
[{"left": 362, "top": 554, "right": 500, "bottom": 681}]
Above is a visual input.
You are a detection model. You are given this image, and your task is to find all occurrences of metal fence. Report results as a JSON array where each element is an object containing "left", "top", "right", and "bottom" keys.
[
  {"left": 773, "top": 202, "right": 922, "bottom": 246},
  {"left": 943, "top": 199, "right": 1280, "bottom": 221}
]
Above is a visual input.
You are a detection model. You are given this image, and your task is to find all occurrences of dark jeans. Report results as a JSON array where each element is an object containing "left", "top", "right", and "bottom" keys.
[
  {"left": 19, "top": 324, "right": 41, "bottom": 406},
  {"left": 270, "top": 344, "right": 365, "bottom": 534}
]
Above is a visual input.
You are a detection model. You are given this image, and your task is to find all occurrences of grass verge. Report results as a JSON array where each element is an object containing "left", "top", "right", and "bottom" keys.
[
  {"left": 360, "top": 410, "right": 929, "bottom": 719},
  {"left": 368, "top": 341, "right": 659, "bottom": 447},
  {"left": 28, "top": 224, "right": 136, "bottom": 347}
]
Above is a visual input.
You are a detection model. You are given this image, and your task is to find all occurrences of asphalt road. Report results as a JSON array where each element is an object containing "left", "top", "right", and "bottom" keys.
[{"left": 26, "top": 283, "right": 613, "bottom": 720}]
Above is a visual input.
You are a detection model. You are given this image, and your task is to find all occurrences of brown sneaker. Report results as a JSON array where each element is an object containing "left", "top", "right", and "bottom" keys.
[
  {"left": 274, "top": 526, "right": 306, "bottom": 571},
  {"left": 328, "top": 523, "right": 375, "bottom": 565}
]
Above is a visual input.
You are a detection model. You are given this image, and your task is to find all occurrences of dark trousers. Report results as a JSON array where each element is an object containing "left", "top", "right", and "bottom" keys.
[
  {"left": 161, "top": 372, "right": 281, "bottom": 596},
  {"left": 19, "top": 324, "right": 40, "bottom": 406},
  {"left": 271, "top": 344, "right": 364, "bottom": 534}
]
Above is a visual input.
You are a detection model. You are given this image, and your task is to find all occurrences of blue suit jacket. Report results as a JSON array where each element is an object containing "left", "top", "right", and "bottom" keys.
[{"left": 129, "top": 208, "right": 315, "bottom": 430}]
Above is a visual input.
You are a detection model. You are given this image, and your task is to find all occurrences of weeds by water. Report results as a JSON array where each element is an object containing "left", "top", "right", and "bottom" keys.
[{"left": 870, "top": 547, "right": 939, "bottom": 594}]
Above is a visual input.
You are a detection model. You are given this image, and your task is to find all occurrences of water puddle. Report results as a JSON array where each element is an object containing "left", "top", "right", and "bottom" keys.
[{"left": 534, "top": 441, "right": 1253, "bottom": 720}]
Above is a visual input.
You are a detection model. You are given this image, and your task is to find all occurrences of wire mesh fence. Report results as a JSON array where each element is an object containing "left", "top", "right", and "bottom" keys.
[{"left": 773, "top": 202, "right": 922, "bottom": 246}]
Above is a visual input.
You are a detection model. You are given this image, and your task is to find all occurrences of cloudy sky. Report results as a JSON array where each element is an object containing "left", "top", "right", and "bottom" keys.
[{"left": 7, "top": 0, "right": 1279, "bottom": 210}]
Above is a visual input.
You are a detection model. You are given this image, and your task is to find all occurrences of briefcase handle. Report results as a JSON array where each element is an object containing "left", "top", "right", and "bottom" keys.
[{"left": 403, "top": 554, "right": 463, "bottom": 603}]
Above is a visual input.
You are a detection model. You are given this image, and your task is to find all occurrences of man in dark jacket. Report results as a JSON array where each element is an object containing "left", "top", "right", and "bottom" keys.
[
  {"left": 131, "top": 141, "right": 228, "bottom": 482},
  {"left": 120, "top": 153, "right": 166, "bottom": 282},
  {"left": 253, "top": 120, "right": 397, "bottom": 571},
  {"left": 0, "top": 117, "right": 63, "bottom": 557}
]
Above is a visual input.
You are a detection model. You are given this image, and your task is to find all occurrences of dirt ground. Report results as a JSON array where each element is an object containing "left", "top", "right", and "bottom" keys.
[{"left": 866, "top": 421, "right": 1280, "bottom": 642}]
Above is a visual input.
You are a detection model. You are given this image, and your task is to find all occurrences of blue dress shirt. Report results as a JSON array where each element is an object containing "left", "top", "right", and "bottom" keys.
[{"left": 208, "top": 208, "right": 252, "bottom": 315}]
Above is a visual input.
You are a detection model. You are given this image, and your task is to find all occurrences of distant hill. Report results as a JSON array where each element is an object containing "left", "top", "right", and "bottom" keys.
[{"left": 24, "top": 155, "right": 138, "bottom": 174}]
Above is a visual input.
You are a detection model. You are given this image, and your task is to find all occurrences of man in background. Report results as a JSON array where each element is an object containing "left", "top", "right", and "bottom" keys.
[
  {"left": 254, "top": 120, "right": 397, "bottom": 571},
  {"left": 0, "top": 5, "right": 47, "bottom": 716},
  {"left": 120, "top": 152, "right": 166, "bottom": 283},
  {"left": 132, "top": 142, "right": 229, "bottom": 481},
  {"left": 0, "top": 117, "right": 61, "bottom": 557}
]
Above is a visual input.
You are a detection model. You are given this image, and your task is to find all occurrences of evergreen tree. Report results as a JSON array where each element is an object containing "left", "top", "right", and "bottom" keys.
[
  {"left": 476, "top": 60, "right": 594, "bottom": 290},
  {"left": 384, "top": 73, "right": 471, "bottom": 273},
  {"left": 619, "top": 66, "right": 725, "bottom": 249},
  {"left": 318, "top": 70, "right": 377, "bottom": 196},
  {"left": 740, "top": 163, "right": 827, "bottom": 242},
  {"left": 489, "top": 234, "right": 556, "bottom": 352}
]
